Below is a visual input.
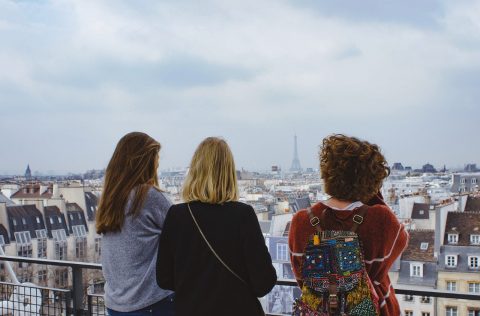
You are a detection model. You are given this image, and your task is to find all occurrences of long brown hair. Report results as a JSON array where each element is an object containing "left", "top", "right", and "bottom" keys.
[
  {"left": 182, "top": 137, "right": 238, "bottom": 204},
  {"left": 96, "top": 132, "right": 161, "bottom": 234}
]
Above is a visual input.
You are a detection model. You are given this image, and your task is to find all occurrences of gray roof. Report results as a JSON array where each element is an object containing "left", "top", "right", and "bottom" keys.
[
  {"left": 438, "top": 245, "right": 480, "bottom": 273},
  {"left": 397, "top": 261, "right": 437, "bottom": 287},
  {"left": 0, "top": 193, "right": 15, "bottom": 206},
  {"left": 411, "top": 203, "right": 430, "bottom": 220}
]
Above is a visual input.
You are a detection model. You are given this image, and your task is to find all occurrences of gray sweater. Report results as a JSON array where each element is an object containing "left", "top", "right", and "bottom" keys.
[{"left": 101, "top": 187, "right": 173, "bottom": 312}]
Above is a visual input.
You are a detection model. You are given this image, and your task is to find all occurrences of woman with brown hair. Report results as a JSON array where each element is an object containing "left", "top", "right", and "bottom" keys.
[
  {"left": 289, "top": 134, "right": 408, "bottom": 315},
  {"left": 156, "top": 137, "right": 277, "bottom": 316},
  {"left": 97, "top": 132, "right": 174, "bottom": 316}
]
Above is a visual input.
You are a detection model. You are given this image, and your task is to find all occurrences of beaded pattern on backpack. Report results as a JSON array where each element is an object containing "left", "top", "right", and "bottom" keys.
[{"left": 292, "top": 230, "right": 379, "bottom": 316}]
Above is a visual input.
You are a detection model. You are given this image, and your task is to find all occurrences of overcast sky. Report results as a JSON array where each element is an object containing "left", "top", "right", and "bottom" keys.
[{"left": 1, "top": 0, "right": 480, "bottom": 174}]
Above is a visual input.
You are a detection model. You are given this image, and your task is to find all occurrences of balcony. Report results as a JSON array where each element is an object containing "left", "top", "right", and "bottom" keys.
[{"left": 0, "top": 256, "right": 480, "bottom": 315}]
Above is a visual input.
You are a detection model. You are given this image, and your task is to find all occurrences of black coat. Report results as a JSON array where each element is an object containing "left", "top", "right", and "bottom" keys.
[{"left": 156, "top": 201, "right": 277, "bottom": 316}]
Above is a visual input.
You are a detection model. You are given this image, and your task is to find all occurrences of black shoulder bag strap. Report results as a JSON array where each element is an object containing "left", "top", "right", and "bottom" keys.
[{"left": 187, "top": 203, "right": 247, "bottom": 285}]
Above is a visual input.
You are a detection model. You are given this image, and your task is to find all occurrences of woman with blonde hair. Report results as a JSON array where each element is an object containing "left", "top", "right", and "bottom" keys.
[
  {"left": 156, "top": 137, "right": 277, "bottom": 316},
  {"left": 97, "top": 132, "right": 174, "bottom": 316}
]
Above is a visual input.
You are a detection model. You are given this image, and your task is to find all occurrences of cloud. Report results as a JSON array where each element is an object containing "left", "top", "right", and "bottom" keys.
[{"left": 0, "top": 0, "right": 480, "bottom": 172}]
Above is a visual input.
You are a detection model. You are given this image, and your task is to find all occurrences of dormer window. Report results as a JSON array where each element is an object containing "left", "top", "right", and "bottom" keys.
[
  {"left": 36, "top": 217, "right": 41, "bottom": 224},
  {"left": 446, "top": 255, "right": 458, "bottom": 268},
  {"left": 58, "top": 217, "right": 62, "bottom": 224},
  {"left": 49, "top": 218, "right": 54, "bottom": 224},
  {"left": 410, "top": 263, "right": 423, "bottom": 277},
  {"left": 419, "top": 210, "right": 424, "bottom": 215},
  {"left": 471, "top": 235, "right": 480, "bottom": 245},
  {"left": 70, "top": 214, "right": 74, "bottom": 220},
  {"left": 468, "top": 256, "right": 480, "bottom": 269},
  {"left": 420, "top": 242, "right": 429, "bottom": 250},
  {"left": 21, "top": 218, "right": 26, "bottom": 225},
  {"left": 12, "top": 219, "right": 17, "bottom": 226},
  {"left": 448, "top": 234, "right": 458, "bottom": 244}
]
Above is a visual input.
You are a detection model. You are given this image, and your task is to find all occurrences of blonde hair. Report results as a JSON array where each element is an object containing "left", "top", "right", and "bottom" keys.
[{"left": 182, "top": 137, "right": 238, "bottom": 204}]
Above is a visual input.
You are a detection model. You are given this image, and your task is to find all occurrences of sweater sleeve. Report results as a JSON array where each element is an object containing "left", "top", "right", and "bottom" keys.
[
  {"left": 288, "top": 210, "right": 308, "bottom": 288},
  {"left": 242, "top": 206, "right": 277, "bottom": 297},
  {"left": 156, "top": 205, "right": 175, "bottom": 290},
  {"left": 365, "top": 206, "right": 409, "bottom": 280}
]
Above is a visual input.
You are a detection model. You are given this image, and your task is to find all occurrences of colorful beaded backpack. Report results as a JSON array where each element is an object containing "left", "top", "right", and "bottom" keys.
[{"left": 292, "top": 206, "right": 379, "bottom": 316}]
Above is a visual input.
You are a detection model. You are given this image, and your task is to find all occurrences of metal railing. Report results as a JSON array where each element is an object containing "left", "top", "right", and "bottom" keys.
[
  {"left": 0, "top": 256, "right": 479, "bottom": 316},
  {"left": 0, "top": 255, "right": 101, "bottom": 315}
]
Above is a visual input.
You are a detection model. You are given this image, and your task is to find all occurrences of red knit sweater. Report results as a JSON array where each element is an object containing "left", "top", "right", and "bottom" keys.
[{"left": 288, "top": 200, "right": 408, "bottom": 316}]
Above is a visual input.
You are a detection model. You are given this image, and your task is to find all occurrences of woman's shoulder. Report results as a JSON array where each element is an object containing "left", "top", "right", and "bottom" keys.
[{"left": 146, "top": 187, "right": 171, "bottom": 206}]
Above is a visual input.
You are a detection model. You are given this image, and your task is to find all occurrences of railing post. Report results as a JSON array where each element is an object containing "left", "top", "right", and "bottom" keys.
[{"left": 72, "top": 266, "right": 85, "bottom": 315}]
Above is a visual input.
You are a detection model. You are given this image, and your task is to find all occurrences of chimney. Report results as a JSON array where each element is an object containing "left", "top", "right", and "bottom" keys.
[
  {"left": 434, "top": 202, "right": 455, "bottom": 259},
  {"left": 0, "top": 203, "right": 8, "bottom": 231},
  {"left": 52, "top": 184, "right": 60, "bottom": 199}
]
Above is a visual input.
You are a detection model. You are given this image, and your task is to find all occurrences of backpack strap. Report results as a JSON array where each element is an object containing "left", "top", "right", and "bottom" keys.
[
  {"left": 306, "top": 207, "right": 323, "bottom": 233},
  {"left": 350, "top": 205, "right": 368, "bottom": 233}
]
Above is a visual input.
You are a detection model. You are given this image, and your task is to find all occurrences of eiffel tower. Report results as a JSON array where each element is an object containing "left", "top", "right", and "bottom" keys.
[{"left": 290, "top": 135, "right": 302, "bottom": 172}]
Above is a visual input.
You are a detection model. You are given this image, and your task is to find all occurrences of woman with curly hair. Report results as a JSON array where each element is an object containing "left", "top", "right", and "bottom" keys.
[{"left": 288, "top": 134, "right": 408, "bottom": 315}]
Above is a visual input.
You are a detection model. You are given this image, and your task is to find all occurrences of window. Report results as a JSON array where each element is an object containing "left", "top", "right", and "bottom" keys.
[
  {"left": 75, "top": 238, "right": 86, "bottom": 259},
  {"left": 461, "top": 178, "right": 466, "bottom": 184},
  {"left": 55, "top": 268, "right": 68, "bottom": 288},
  {"left": 422, "top": 313, "right": 430, "bottom": 316},
  {"left": 49, "top": 218, "right": 54, "bottom": 224},
  {"left": 72, "top": 225, "right": 87, "bottom": 237},
  {"left": 468, "top": 256, "right": 480, "bottom": 269},
  {"left": 446, "top": 255, "right": 457, "bottom": 268},
  {"left": 12, "top": 219, "right": 17, "bottom": 226},
  {"left": 419, "top": 210, "right": 424, "bottom": 215},
  {"left": 35, "top": 229, "right": 47, "bottom": 258},
  {"left": 468, "top": 282, "right": 480, "bottom": 293},
  {"left": 448, "top": 234, "right": 458, "bottom": 244},
  {"left": 72, "top": 225, "right": 87, "bottom": 259},
  {"left": 420, "top": 242, "right": 428, "bottom": 250},
  {"left": 21, "top": 218, "right": 26, "bottom": 225},
  {"left": 52, "top": 229, "right": 67, "bottom": 260},
  {"left": 37, "top": 269, "right": 47, "bottom": 284},
  {"left": 471, "top": 235, "right": 480, "bottom": 245},
  {"left": 446, "top": 307, "right": 458, "bottom": 316},
  {"left": 404, "top": 295, "right": 414, "bottom": 302},
  {"left": 36, "top": 216, "right": 40, "bottom": 224},
  {"left": 276, "top": 243, "right": 288, "bottom": 261},
  {"left": 421, "top": 296, "right": 431, "bottom": 304},
  {"left": 69, "top": 214, "right": 74, "bottom": 220},
  {"left": 410, "top": 263, "right": 423, "bottom": 277},
  {"left": 468, "top": 309, "right": 480, "bottom": 316},
  {"left": 447, "top": 281, "right": 457, "bottom": 292},
  {"left": 472, "top": 178, "right": 478, "bottom": 184},
  {"left": 58, "top": 216, "right": 62, "bottom": 223},
  {"left": 405, "top": 311, "right": 413, "bottom": 316},
  {"left": 95, "top": 237, "right": 101, "bottom": 256},
  {"left": 15, "top": 231, "right": 33, "bottom": 268}
]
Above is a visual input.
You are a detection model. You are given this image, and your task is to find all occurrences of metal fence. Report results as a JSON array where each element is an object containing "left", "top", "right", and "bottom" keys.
[
  {"left": 0, "top": 281, "right": 71, "bottom": 315},
  {"left": 0, "top": 256, "right": 479, "bottom": 316}
]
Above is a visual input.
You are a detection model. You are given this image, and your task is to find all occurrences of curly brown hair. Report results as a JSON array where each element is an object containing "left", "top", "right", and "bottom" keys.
[{"left": 320, "top": 134, "right": 390, "bottom": 203}]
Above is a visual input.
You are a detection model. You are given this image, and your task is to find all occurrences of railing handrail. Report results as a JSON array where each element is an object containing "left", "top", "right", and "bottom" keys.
[
  {"left": 0, "top": 255, "right": 102, "bottom": 270},
  {"left": 0, "top": 280, "right": 71, "bottom": 293},
  {"left": 1, "top": 256, "right": 480, "bottom": 316},
  {"left": 276, "top": 278, "right": 480, "bottom": 301}
]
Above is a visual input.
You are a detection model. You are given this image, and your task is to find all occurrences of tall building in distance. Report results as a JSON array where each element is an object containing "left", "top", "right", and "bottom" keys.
[
  {"left": 24, "top": 164, "right": 32, "bottom": 180},
  {"left": 290, "top": 135, "right": 302, "bottom": 172}
]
